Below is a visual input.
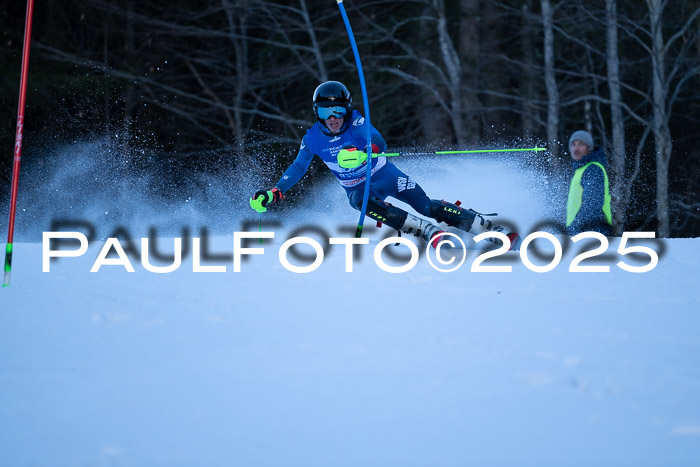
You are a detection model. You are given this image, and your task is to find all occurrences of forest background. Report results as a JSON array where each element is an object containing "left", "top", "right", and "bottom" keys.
[{"left": 1, "top": 0, "right": 699, "bottom": 236}]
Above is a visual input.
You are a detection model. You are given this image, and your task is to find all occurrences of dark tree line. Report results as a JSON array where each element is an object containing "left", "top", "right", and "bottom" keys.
[{"left": 1, "top": 0, "right": 699, "bottom": 236}]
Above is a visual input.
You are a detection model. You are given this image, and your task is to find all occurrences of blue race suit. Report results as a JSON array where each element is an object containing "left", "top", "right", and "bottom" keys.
[{"left": 275, "top": 110, "right": 433, "bottom": 224}]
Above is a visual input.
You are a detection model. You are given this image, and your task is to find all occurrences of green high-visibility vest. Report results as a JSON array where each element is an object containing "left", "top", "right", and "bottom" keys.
[{"left": 566, "top": 161, "right": 612, "bottom": 227}]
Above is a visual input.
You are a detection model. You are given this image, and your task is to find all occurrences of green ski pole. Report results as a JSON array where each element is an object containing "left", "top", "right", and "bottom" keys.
[{"left": 337, "top": 146, "right": 547, "bottom": 169}]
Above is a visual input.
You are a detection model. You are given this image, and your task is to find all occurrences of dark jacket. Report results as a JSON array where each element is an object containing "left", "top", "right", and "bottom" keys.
[{"left": 567, "top": 147, "right": 611, "bottom": 236}]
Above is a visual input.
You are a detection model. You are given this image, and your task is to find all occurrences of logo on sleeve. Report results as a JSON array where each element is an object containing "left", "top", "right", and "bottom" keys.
[
  {"left": 397, "top": 177, "right": 416, "bottom": 192},
  {"left": 352, "top": 117, "right": 365, "bottom": 126}
]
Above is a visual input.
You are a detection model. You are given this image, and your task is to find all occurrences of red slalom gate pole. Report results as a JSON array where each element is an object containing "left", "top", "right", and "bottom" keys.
[{"left": 3, "top": 0, "right": 35, "bottom": 287}]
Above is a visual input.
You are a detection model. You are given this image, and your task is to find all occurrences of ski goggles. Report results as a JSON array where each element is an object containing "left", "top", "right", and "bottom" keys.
[{"left": 317, "top": 105, "right": 348, "bottom": 120}]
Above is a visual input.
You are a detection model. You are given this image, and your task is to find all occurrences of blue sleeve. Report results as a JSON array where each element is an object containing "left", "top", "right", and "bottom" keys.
[
  {"left": 275, "top": 135, "right": 314, "bottom": 193},
  {"left": 349, "top": 111, "right": 387, "bottom": 152},
  {"left": 371, "top": 130, "right": 387, "bottom": 153},
  {"left": 367, "top": 120, "right": 387, "bottom": 152}
]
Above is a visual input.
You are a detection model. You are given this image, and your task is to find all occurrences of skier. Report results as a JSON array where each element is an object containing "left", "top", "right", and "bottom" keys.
[{"left": 250, "top": 80, "right": 520, "bottom": 249}]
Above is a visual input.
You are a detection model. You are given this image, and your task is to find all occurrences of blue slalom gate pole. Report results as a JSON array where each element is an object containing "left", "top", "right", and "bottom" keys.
[{"left": 336, "top": 0, "right": 373, "bottom": 238}]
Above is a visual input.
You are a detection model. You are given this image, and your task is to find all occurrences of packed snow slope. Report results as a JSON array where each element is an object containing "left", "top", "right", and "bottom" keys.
[{"left": 1, "top": 149, "right": 699, "bottom": 466}]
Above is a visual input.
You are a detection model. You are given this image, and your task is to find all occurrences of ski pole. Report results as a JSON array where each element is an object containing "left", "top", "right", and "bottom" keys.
[
  {"left": 3, "top": 0, "right": 35, "bottom": 287},
  {"left": 337, "top": 146, "right": 547, "bottom": 169},
  {"left": 258, "top": 212, "right": 263, "bottom": 244},
  {"left": 249, "top": 194, "right": 266, "bottom": 244}
]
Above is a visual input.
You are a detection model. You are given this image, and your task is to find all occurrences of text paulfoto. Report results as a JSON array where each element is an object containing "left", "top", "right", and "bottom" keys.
[{"left": 42, "top": 231, "right": 660, "bottom": 274}]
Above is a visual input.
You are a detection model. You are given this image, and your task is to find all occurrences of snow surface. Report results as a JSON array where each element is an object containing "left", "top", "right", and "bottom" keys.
[{"left": 1, "top": 151, "right": 699, "bottom": 466}]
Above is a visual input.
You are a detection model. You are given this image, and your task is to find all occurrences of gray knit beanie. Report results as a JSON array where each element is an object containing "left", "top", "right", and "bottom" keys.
[{"left": 569, "top": 130, "right": 594, "bottom": 150}]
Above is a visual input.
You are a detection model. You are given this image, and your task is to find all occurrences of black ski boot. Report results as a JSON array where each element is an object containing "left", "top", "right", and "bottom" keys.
[
  {"left": 429, "top": 199, "right": 520, "bottom": 250},
  {"left": 362, "top": 197, "right": 444, "bottom": 248}
]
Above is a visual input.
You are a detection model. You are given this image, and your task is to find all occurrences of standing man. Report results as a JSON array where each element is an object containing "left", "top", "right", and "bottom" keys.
[
  {"left": 566, "top": 130, "right": 613, "bottom": 235},
  {"left": 251, "top": 81, "right": 520, "bottom": 248}
]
